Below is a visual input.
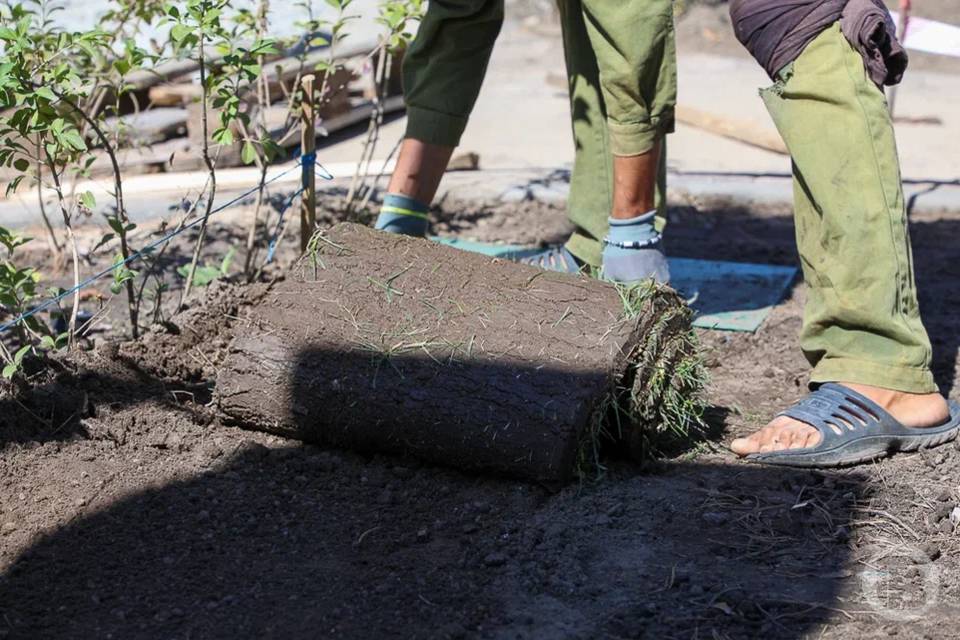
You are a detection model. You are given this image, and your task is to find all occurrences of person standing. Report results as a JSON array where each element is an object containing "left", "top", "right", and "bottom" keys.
[{"left": 727, "top": 0, "right": 960, "bottom": 465}]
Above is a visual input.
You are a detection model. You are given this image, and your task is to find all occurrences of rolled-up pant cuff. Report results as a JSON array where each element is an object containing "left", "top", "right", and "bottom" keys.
[
  {"left": 607, "top": 112, "right": 675, "bottom": 157},
  {"left": 404, "top": 105, "right": 468, "bottom": 148},
  {"left": 565, "top": 231, "right": 602, "bottom": 269},
  {"left": 810, "top": 357, "right": 939, "bottom": 394}
]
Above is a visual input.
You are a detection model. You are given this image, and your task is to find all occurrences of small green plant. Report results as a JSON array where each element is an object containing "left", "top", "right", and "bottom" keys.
[
  {"left": 0, "top": 0, "right": 163, "bottom": 341},
  {"left": 0, "top": 226, "right": 68, "bottom": 378},
  {"left": 0, "top": 0, "right": 429, "bottom": 380},
  {"left": 0, "top": 228, "right": 41, "bottom": 334},
  {"left": 177, "top": 246, "right": 236, "bottom": 287},
  {"left": 166, "top": 0, "right": 278, "bottom": 304}
]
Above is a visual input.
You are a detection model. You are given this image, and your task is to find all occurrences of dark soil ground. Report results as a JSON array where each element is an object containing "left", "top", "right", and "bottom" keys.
[{"left": 2, "top": 186, "right": 959, "bottom": 639}]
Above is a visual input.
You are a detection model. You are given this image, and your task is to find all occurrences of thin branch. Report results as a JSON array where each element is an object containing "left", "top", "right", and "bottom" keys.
[
  {"left": 35, "top": 82, "right": 140, "bottom": 337},
  {"left": 34, "top": 141, "right": 62, "bottom": 255},
  {"left": 41, "top": 147, "right": 80, "bottom": 347},
  {"left": 180, "top": 25, "right": 217, "bottom": 309}
]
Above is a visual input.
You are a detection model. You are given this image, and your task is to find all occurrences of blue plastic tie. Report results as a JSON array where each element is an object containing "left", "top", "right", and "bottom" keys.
[{"left": 264, "top": 151, "right": 333, "bottom": 264}]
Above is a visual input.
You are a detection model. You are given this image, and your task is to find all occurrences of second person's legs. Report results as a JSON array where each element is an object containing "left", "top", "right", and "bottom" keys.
[
  {"left": 555, "top": 0, "right": 669, "bottom": 271},
  {"left": 578, "top": 0, "right": 677, "bottom": 283}
]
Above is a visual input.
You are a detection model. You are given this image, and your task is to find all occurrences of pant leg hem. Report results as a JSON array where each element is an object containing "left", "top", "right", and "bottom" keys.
[
  {"left": 608, "top": 112, "right": 675, "bottom": 157},
  {"left": 565, "top": 231, "right": 602, "bottom": 268},
  {"left": 810, "top": 358, "right": 939, "bottom": 394},
  {"left": 404, "top": 105, "right": 468, "bottom": 147}
]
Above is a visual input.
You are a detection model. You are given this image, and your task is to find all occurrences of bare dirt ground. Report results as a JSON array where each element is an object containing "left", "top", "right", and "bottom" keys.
[{"left": 1, "top": 190, "right": 959, "bottom": 639}]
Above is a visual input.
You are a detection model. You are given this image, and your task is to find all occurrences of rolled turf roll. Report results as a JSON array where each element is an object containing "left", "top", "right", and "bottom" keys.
[{"left": 216, "top": 222, "right": 705, "bottom": 483}]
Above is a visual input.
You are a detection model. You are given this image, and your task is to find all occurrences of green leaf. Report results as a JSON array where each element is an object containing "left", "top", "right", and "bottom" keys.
[
  {"left": 81, "top": 191, "right": 96, "bottom": 210},
  {"left": 219, "top": 246, "right": 237, "bottom": 275},
  {"left": 12, "top": 157, "right": 29, "bottom": 172},
  {"left": 262, "top": 139, "right": 282, "bottom": 161},
  {"left": 212, "top": 127, "right": 233, "bottom": 146},
  {"left": 177, "top": 264, "right": 219, "bottom": 287},
  {"left": 92, "top": 232, "right": 115, "bottom": 252},
  {"left": 62, "top": 129, "right": 86, "bottom": 152},
  {"left": 241, "top": 141, "right": 257, "bottom": 164},
  {"left": 34, "top": 86, "right": 57, "bottom": 102},
  {"left": 13, "top": 343, "right": 30, "bottom": 366},
  {"left": 170, "top": 24, "right": 192, "bottom": 43},
  {"left": 2, "top": 363, "right": 16, "bottom": 379}
]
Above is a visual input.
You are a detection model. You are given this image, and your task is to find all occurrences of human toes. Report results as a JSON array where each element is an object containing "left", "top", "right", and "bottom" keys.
[{"left": 731, "top": 417, "right": 819, "bottom": 456}]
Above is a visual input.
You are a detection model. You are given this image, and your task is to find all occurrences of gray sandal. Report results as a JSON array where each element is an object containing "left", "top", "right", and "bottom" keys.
[
  {"left": 512, "top": 246, "right": 583, "bottom": 274},
  {"left": 747, "top": 383, "right": 960, "bottom": 468}
]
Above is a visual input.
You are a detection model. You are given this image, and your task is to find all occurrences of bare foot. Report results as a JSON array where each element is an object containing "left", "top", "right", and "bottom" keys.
[{"left": 730, "top": 383, "right": 951, "bottom": 456}]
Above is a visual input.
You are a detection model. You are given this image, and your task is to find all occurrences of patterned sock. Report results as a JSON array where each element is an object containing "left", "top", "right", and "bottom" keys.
[
  {"left": 601, "top": 210, "right": 670, "bottom": 284},
  {"left": 374, "top": 193, "right": 430, "bottom": 237}
]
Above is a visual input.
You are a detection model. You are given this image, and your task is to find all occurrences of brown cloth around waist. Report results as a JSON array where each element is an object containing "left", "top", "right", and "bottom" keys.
[{"left": 729, "top": 0, "right": 908, "bottom": 86}]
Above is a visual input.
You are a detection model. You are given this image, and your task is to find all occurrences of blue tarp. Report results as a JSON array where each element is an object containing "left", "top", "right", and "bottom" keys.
[{"left": 432, "top": 237, "right": 797, "bottom": 333}]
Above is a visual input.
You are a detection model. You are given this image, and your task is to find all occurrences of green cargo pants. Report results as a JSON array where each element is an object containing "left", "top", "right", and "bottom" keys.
[
  {"left": 761, "top": 23, "right": 937, "bottom": 393},
  {"left": 402, "top": 0, "right": 676, "bottom": 267}
]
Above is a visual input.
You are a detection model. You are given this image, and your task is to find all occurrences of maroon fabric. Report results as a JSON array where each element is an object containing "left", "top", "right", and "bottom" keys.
[
  {"left": 729, "top": 0, "right": 908, "bottom": 86},
  {"left": 841, "top": 0, "right": 908, "bottom": 85}
]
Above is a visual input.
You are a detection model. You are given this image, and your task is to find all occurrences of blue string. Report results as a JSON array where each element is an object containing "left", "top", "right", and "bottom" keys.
[
  {"left": 0, "top": 153, "right": 331, "bottom": 335},
  {"left": 264, "top": 185, "right": 305, "bottom": 264},
  {"left": 264, "top": 148, "right": 334, "bottom": 264},
  {"left": 304, "top": 151, "right": 334, "bottom": 180}
]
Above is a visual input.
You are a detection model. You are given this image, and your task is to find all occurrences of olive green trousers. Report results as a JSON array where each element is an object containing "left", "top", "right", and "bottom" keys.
[
  {"left": 761, "top": 23, "right": 936, "bottom": 393},
  {"left": 402, "top": 0, "right": 677, "bottom": 267}
]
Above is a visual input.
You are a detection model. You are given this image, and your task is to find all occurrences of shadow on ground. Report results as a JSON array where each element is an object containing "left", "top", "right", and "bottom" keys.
[
  {"left": 0, "top": 350, "right": 211, "bottom": 451},
  {"left": 0, "top": 445, "right": 868, "bottom": 639}
]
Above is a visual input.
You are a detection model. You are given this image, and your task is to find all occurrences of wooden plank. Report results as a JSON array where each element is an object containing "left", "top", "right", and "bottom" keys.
[
  {"left": 675, "top": 104, "right": 788, "bottom": 156},
  {"left": 127, "top": 37, "right": 377, "bottom": 90},
  {"left": 148, "top": 84, "right": 203, "bottom": 107},
  {"left": 100, "top": 108, "right": 189, "bottom": 146}
]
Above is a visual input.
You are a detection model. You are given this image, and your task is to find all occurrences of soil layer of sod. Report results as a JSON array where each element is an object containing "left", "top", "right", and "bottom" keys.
[{"left": 1, "top": 197, "right": 959, "bottom": 638}]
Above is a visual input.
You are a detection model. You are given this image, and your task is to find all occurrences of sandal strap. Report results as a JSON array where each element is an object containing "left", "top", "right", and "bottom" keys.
[
  {"left": 777, "top": 383, "right": 902, "bottom": 448},
  {"left": 520, "top": 247, "right": 581, "bottom": 274}
]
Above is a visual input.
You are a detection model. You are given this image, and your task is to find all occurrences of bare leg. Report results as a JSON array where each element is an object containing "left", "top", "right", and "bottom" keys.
[
  {"left": 600, "top": 140, "right": 670, "bottom": 283},
  {"left": 386, "top": 139, "right": 455, "bottom": 205},
  {"left": 611, "top": 141, "right": 660, "bottom": 219}
]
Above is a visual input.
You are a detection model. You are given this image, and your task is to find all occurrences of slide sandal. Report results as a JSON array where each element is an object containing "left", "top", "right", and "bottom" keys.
[
  {"left": 747, "top": 383, "right": 960, "bottom": 468},
  {"left": 512, "top": 246, "right": 584, "bottom": 274}
]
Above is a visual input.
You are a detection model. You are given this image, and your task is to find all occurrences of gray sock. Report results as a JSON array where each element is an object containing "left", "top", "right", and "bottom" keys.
[{"left": 601, "top": 211, "right": 670, "bottom": 284}]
